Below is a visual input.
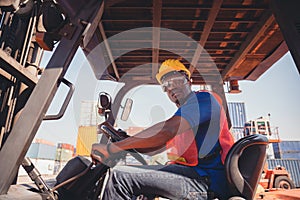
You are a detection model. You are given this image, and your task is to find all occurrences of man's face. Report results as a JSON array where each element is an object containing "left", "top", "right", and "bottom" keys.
[{"left": 161, "top": 73, "right": 192, "bottom": 106}]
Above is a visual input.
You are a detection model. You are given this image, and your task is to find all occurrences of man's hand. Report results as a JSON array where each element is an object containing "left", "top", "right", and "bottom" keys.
[{"left": 91, "top": 143, "right": 109, "bottom": 164}]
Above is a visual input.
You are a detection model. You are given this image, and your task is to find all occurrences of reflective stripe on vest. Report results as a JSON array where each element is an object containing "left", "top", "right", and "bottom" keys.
[{"left": 166, "top": 129, "right": 198, "bottom": 166}]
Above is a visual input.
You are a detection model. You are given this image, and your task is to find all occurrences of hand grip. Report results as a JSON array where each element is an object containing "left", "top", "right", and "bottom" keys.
[{"left": 44, "top": 78, "right": 74, "bottom": 120}]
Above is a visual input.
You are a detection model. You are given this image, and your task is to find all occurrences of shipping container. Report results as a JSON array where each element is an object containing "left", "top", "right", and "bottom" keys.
[
  {"left": 57, "top": 143, "right": 74, "bottom": 151},
  {"left": 76, "top": 126, "right": 98, "bottom": 156},
  {"left": 55, "top": 148, "right": 74, "bottom": 162},
  {"left": 34, "top": 138, "right": 55, "bottom": 146},
  {"left": 227, "top": 102, "right": 247, "bottom": 141},
  {"left": 230, "top": 129, "right": 244, "bottom": 141},
  {"left": 26, "top": 143, "right": 56, "bottom": 160},
  {"left": 267, "top": 159, "right": 300, "bottom": 188},
  {"left": 227, "top": 102, "right": 247, "bottom": 128},
  {"left": 272, "top": 142, "right": 281, "bottom": 159},
  {"left": 56, "top": 142, "right": 74, "bottom": 162},
  {"left": 272, "top": 141, "right": 300, "bottom": 159}
]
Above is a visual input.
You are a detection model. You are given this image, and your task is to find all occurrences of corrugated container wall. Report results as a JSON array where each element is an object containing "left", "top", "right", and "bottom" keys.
[
  {"left": 227, "top": 102, "right": 247, "bottom": 141},
  {"left": 272, "top": 142, "right": 281, "bottom": 159},
  {"left": 272, "top": 141, "right": 300, "bottom": 160},
  {"left": 26, "top": 143, "right": 56, "bottom": 160},
  {"left": 76, "top": 126, "right": 98, "bottom": 156},
  {"left": 267, "top": 159, "right": 300, "bottom": 188}
]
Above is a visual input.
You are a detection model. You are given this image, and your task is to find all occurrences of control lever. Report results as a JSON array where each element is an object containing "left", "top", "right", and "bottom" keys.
[
  {"left": 101, "top": 125, "right": 122, "bottom": 141},
  {"left": 100, "top": 123, "right": 148, "bottom": 165}
]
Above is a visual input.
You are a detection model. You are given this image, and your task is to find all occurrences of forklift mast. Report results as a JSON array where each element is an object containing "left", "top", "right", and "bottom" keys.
[{"left": 0, "top": 0, "right": 103, "bottom": 194}]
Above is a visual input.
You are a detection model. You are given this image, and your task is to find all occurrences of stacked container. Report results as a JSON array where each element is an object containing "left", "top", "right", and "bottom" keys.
[
  {"left": 54, "top": 143, "right": 75, "bottom": 174},
  {"left": 76, "top": 126, "right": 97, "bottom": 156},
  {"left": 273, "top": 141, "right": 300, "bottom": 159},
  {"left": 227, "top": 102, "right": 247, "bottom": 141}
]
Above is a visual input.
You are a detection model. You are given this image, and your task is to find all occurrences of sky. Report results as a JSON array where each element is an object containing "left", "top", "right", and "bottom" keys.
[
  {"left": 35, "top": 50, "right": 300, "bottom": 146},
  {"left": 226, "top": 52, "right": 300, "bottom": 141}
]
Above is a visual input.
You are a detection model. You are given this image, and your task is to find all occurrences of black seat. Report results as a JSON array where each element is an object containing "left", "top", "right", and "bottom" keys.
[{"left": 225, "top": 134, "right": 269, "bottom": 200}]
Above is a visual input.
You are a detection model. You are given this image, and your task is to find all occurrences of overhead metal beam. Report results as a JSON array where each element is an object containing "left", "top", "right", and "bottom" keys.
[
  {"left": 221, "top": 11, "right": 274, "bottom": 80},
  {"left": 246, "top": 42, "right": 288, "bottom": 81},
  {"left": 82, "top": 1, "right": 104, "bottom": 48},
  {"left": 189, "top": 0, "right": 223, "bottom": 73},
  {"left": 152, "top": 0, "right": 162, "bottom": 79},
  {"left": 99, "top": 22, "right": 120, "bottom": 80},
  {"left": 0, "top": 49, "right": 38, "bottom": 87},
  {"left": 270, "top": 0, "right": 300, "bottom": 74}
]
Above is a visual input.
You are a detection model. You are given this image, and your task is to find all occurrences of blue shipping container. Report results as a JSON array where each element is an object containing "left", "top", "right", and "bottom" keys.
[
  {"left": 26, "top": 143, "right": 56, "bottom": 160},
  {"left": 272, "top": 141, "right": 300, "bottom": 160},
  {"left": 227, "top": 102, "right": 247, "bottom": 141},
  {"left": 227, "top": 102, "right": 247, "bottom": 128}
]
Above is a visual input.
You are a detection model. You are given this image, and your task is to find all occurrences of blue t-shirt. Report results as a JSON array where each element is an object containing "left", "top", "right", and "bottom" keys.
[{"left": 174, "top": 91, "right": 230, "bottom": 198}]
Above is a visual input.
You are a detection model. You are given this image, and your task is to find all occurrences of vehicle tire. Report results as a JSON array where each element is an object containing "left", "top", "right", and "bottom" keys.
[{"left": 274, "top": 176, "right": 295, "bottom": 189}]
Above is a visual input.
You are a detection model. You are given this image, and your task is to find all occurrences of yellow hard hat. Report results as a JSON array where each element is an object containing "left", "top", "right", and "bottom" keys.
[{"left": 156, "top": 59, "right": 191, "bottom": 84}]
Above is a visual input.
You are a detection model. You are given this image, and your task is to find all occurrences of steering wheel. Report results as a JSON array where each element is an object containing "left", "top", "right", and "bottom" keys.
[{"left": 98, "top": 122, "right": 148, "bottom": 165}]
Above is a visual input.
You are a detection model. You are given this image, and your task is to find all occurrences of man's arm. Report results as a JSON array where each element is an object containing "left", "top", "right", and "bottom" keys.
[
  {"left": 110, "top": 115, "right": 191, "bottom": 152},
  {"left": 91, "top": 115, "right": 191, "bottom": 160}
]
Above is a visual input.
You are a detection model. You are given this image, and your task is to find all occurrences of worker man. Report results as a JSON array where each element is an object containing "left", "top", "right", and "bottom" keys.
[{"left": 91, "top": 59, "right": 234, "bottom": 199}]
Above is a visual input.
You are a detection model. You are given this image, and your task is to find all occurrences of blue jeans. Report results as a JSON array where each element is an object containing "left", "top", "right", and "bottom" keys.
[{"left": 102, "top": 164, "right": 210, "bottom": 200}]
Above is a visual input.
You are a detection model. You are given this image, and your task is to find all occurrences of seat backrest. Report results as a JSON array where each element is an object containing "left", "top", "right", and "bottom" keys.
[{"left": 225, "top": 134, "right": 269, "bottom": 200}]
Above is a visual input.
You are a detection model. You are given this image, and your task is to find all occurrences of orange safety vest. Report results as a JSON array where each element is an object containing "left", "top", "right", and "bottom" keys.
[{"left": 166, "top": 91, "right": 234, "bottom": 166}]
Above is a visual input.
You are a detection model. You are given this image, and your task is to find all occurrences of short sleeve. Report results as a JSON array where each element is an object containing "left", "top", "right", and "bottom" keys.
[{"left": 174, "top": 92, "right": 212, "bottom": 129}]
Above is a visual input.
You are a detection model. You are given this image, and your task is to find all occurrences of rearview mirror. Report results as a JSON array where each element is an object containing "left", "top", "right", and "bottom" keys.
[{"left": 121, "top": 98, "right": 133, "bottom": 121}]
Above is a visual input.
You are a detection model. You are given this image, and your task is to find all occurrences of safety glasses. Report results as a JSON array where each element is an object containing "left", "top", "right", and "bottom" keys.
[{"left": 161, "top": 76, "right": 188, "bottom": 92}]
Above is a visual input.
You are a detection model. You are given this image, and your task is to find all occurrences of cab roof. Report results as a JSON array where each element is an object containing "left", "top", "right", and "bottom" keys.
[{"left": 84, "top": 0, "right": 289, "bottom": 85}]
